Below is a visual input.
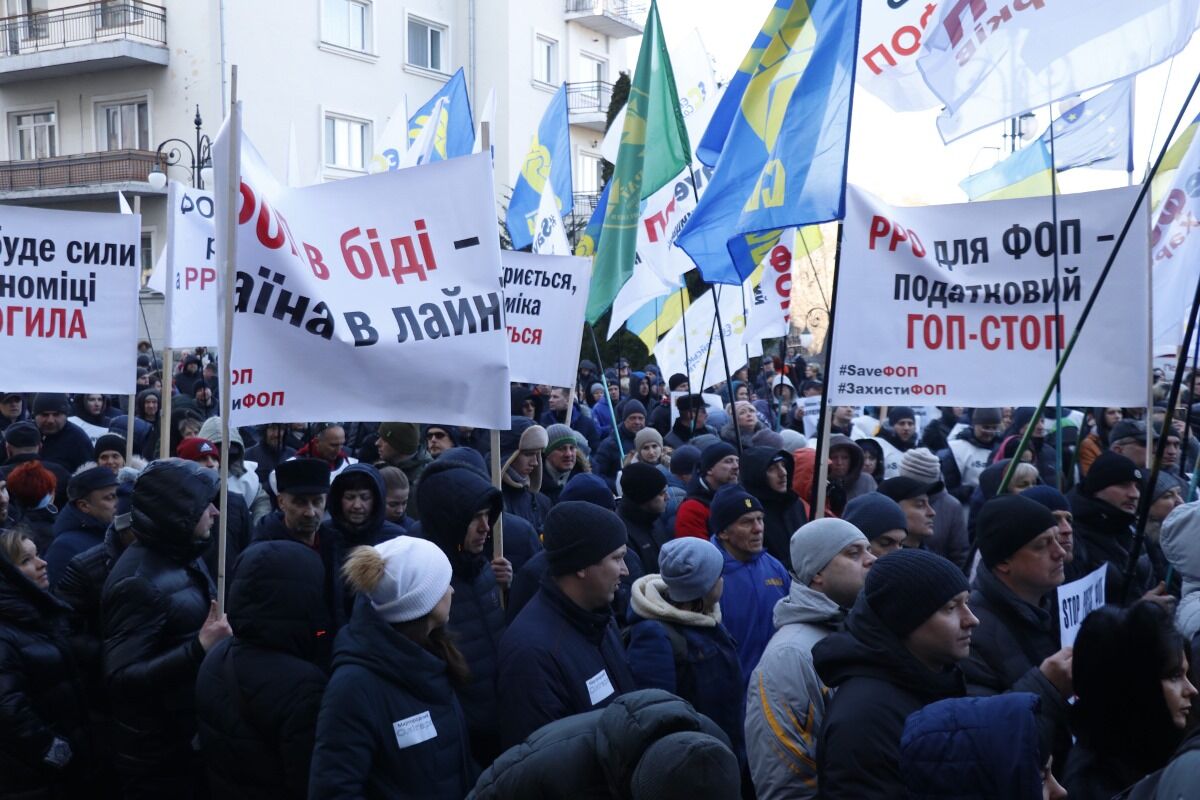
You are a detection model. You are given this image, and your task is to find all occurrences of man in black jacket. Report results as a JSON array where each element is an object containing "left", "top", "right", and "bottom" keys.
[
  {"left": 813, "top": 549, "right": 977, "bottom": 799},
  {"left": 102, "top": 458, "right": 232, "bottom": 798},
  {"left": 196, "top": 541, "right": 330, "bottom": 798},
  {"left": 31, "top": 393, "right": 92, "bottom": 473},
  {"left": 0, "top": 419, "right": 70, "bottom": 508},
  {"left": 617, "top": 462, "right": 671, "bottom": 574}
]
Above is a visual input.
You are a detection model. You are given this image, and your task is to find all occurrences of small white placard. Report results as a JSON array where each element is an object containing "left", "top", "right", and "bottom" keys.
[
  {"left": 586, "top": 669, "right": 615, "bottom": 706},
  {"left": 392, "top": 710, "right": 437, "bottom": 750},
  {"left": 1058, "top": 565, "right": 1107, "bottom": 648}
]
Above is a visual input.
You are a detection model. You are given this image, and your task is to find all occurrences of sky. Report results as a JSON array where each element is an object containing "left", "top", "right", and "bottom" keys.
[{"left": 652, "top": 0, "right": 1200, "bottom": 206}]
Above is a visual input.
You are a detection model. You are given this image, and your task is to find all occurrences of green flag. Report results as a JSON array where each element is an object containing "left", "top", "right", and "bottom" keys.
[{"left": 585, "top": 0, "right": 690, "bottom": 323}]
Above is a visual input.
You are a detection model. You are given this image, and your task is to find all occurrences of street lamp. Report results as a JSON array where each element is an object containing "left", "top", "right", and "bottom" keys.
[{"left": 147, "top": 105, "right": 214, "bottom": 190}]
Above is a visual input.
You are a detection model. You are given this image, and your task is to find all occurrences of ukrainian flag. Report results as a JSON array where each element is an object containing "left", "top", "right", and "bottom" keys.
[
  {"left": 626, "top": 289, "right": 691, "bottom": 351},
  {"left": 959, "top": 141, "right": 1056, "bottom": 202}
]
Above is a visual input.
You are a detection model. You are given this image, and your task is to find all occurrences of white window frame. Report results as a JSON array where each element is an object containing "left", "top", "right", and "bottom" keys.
[
  {"left": 532, "top": 32, "right": 559, "bottom": 87},
  {"left": 578, "top": 51, "right": 608, "bottom": 85},
  {"left": 91, "top": 90, "right": 153, "bottom": 152},
  {"left": 7, "top": 101, "right": 58, "bottom": 161},
  {"left": 319, "top": 0, "right": 376, "bottom": 59},
  {"left": 321, "top": 109, "right": 372, "bottom": 175},
  {"left": 577, "top": 149, "right": 605, "bottom": 195},
  {"left": 405, "top": 12, "right": 449, "bottom": 76}
]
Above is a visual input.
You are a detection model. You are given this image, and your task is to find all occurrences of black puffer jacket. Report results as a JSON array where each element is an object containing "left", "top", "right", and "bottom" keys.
[
  {"left": 329, "top": 462, "right": 407, "bottom": 550},
  {"left": 418, "top": 458, "right": 508, "bottom": 764},
  {"left": 1069, "top": 490, "right": 1155, "bottom": 604},
  {"left": 742, "top": 446, "right": 808, "bottom": 565},
  {"left": 101, "top": 459, "right": 218, "bottom": 781},
  {"left": 253, "top": 512, "right": 346, "bottom": 630},
  {"left": 812, "top": 594, "right": 968, "bottom": 799},
  {"left": 618, "top": 497, "right": 672, "bottom": 575},
  {"left": 196, "top": 541, "right": 331, "bottom": 798},
  {"left": 56, "top": 525, "right": 128, "bottom": 640},
  {"left": 308, "top": 596, "right": 477, "bottom": 799},
  {"left": 0, "top": 553, "right": 92, "bottom": 798},
  {"left": 468, "top": 689, "right": 734, "bottom": 799}
]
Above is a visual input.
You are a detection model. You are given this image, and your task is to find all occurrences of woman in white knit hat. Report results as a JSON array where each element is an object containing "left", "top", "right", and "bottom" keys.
[{"left": 309, "top": 536, "right": 477, "bottom": 798}]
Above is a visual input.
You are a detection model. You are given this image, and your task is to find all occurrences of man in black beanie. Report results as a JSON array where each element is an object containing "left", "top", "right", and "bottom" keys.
[
  {"left": 497, "top": 500, "right": 636, "bottom": 748},
  {"left": 32, "top": 392, "right": 92, "bottom": 472},
  {"left": 962, "top": 494, "right": 1074, "bottom": 773},
  {"left": 675, "top": 441, "right": 739, "bottom": 538},
  {"left": 813, "top": 549, "right": 977, "bottom": 798},
  {"left": 618, "top": 462, "right": 671, "bottom": 574}
]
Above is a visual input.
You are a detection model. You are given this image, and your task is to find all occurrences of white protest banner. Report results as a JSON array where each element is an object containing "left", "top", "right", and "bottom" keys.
[
  {"left": 855, "top": 0, "right": 941, "bottom": 112},
  {"left": 0, "top": 205, "right": 139, "bottom": 393},
  {"left": 827, "top": 186, "right": 1149, "bottom": 407},
  {"left": 654, "top": 280, "right": 754, "bottom": 392},
  {"left": 1058, "top": 565, "right": 1107, "bottom": 647},
  {"left": 501, "top": 250, "right": 589, "bottom": 387},
  {"left": 1150, "top": 126, "right": 1200, "bottom": 352},
  {"left": 213, "top": 130, "right": 510, "bottom": 427},
  {"left": 163, "top": 181, "right": 218, "bottom": 348}
]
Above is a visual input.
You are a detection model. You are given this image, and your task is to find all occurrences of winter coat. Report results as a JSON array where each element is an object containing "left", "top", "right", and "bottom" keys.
[
  {"left": 101, "top": 463, "right": 217, "bottom": 784},
  {"left": 0, "top": 552, "right": 92, "bottom": 798},
  {"left": 592, "top": 424, "right": 638, "bottom": 490},
  {"left": 939, "top": 430, "right": 996, "bottom": 502},
  {"left": 45, "top": 503, "right": 108, "bottom": 589},
  {"left": 244, "top": 439, "right": 296, "bottom": 491},
  {"left": 507, "top": 548, "right": 643, "bottom": 628},
  {"left": 10, "top": 504, "right": 57, "bottom": 557},
  {"left": 497, "top": 575, "right": 636, "bottom": 749},
  {"left": 38, "top": 420, "right": 93, "bottom": 474},
  {"left": 745, "top": 581, "right": 845, "bottom": 800},
  {"left": 625, "top": 575, "right": 745, "bottom": 766},
  {"left": 468, "top": 689, "right": 733, "bottom": 799},
  {"left": 200, "top": 486, "right": 252, "bottom": 595},
  {"left": 715, "top": 537, "right": 791, "bottom": 683},
  {"left": 926, "top": 489, "right": 970, "bottom": 570},
  {"left": 253, "top": 511, "right": 348, "bottom": 631},
  {"left": 55, "top": 525, "right": 128, "bottom": 640},
  {"left": 826, "top": 435, "right": 877, "bottom": 505},
  {"left": 743, "top": 446, "right": 809, "bottom": 566},
  {"left": 664, "top": 419, "right": 717, "bottom": 450},
  {"left": 195, "top": 541, "right": 330, "bottom": 798},
  {"left": 674, "top": 472, "right": 719, "bottom": 539},
  {"left": 899, "top": 692, "right": 1046, "bottom": 799},
  {"left": 1063, "top": 740, "right": 1148, "bottom": 800},
  {"left": 329, "top": 463, "right": 407, "bottom": 550},
  {"left": 417, "top": 458, "right": 508, "bottom": 763},
  {"left": 1069, "top": 490, "right": 1155, "bottom": 604},
  {"left": 960, "top": 565, "right": 1069, "bottom": 771},
  {"left": 308, "top": 596, "right": 477, "bottom": 800},
  {"left": 501, "top": 482, "right": 553, "bottom": 534},
  {"left": 541, "top": 455, "right": 590, "bottom": 505},
  {"left": 812, "top": 594, "right": 968, "bottom": 799},
  {"left": 618, "top": 498, "right": 673, "bottom": 575}
]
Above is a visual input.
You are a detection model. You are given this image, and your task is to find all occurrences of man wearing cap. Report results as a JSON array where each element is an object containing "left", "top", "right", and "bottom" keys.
[
  {"left": 940, "top": 408, "right": 1002, "bottom": 503},
  {"left": 665, "top": 394, "right": 715, "bottom": 450},
  {"left": 30, "top": 392, "right": 92, "bottom": 473},
  {"left": 813, "top": 549, "right": 978, "bottom": 798},
  {"left": 45, "top": 465, "right": 118, "bottom": 588},
  {"left": 746, "top": 519, "right": 876, "bottom": 799},
  {"left": 843, "top": 492, "right": 909, "bottom": 558},
  {"left": 0, "top": 390, "right": 27, "bottom": 432},
  {"left": 1069, "top": 451, "right": 1167, "bottom": 606},
  {"left": 1, "top": 419, "right": 70, "bottom": 508},
  {"left": 710, "top": 484, "right": 791, "bottom": 681},
  {"left": 1108, "top": 418, "right": 1150, "bottom": 468},
  {"left": 541, "top": 423, "right": 589, "bottom": 504},
  {"left": 675, "top": 441, "right": 740, "bottom": 540},
  {"left": 873, "top": 407, "right": 918, "bottom": 480},
  {"left": 878, "top": 475, "right": 940, "bottom": 549},
  {"left": 497, "top": 501, "right": 636, "bottom": 748},
  {"left": 254, "top": 457, "right": 347, "bottom": 628},
  {"left": 962, "top": 494, "right": 1074, "bottom": 774},
  {"left": 245, "top": 422, "right": 296, "bottom": 493},
  {"left": 618, "top": 462, "right": 671, "bottom": 574},
  {"left": 498, "top": 417, "right": 554, "bottom": 533},
  {"left": 373, "top": 422, "right": 430, "bottom": 505},
  {"left": 626, "top": 538, "right": 746, "bottom": 770},
  {"left": 900, "top": 448, "right": 968, "bottom": 569},
  {"left": 423, "top": 423, "right": 458, "bottom": 460},
  {"left": 540, "top": 386, "right": 600, "bottom": 452},
  {"left": 593, "top": 399, "right": 647, "bottom": 490},
  {"left": 103, "top": 458, "right": 232, "bottom": 796}
]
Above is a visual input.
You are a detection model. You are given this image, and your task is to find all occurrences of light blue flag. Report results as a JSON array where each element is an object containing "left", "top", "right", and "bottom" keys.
[
  {"left": 678, "top": 0, "right": 860, "bottom": 285},
  {"left": 574, "top": 181, "right": 609, "bottom": 258},
  {"left": 407, "top": 67, "right": 475, "bottom": 162},
  {"left": 959, "top": 140, "right": 1054, "bottom": 201},
  {"left": 1041, "top": 81, "right": 1134, "bottom": 172},
  {"left": 506, "top": 84, "right": 574, "bottom": 250}
]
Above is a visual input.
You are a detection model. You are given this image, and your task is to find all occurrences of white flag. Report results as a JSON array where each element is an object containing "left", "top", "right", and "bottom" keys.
[
  {"left": 368, "top": 96, "right": 409, "bottom": 174},
  {"left": 398, "top": 96, "right": 446, "bottom": 169},
  {"left": 531, "top": 178, "right": 570, "bottom": 255},
  {"left": 855, "top": 0, "right": 941, "bottom": 112},
  {"left": 1151, "top": 129, "right": 1200, "bottom": 350},
  {"left": 918, "top": 0, "right": 1200, "bottom": 143}
]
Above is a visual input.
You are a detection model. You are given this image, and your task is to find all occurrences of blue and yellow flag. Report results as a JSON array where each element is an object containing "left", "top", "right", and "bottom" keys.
[
  {"left": 677, "top": 0, "right": 860, "bottom": 286},
  {"left": 959, "top": 141, "right": 1055, "bottom": 202},
  {"left": 574, "top": 182, "right": 610, "bottom": 258},
  {"left": 408, "top": 68, "right": 475, "bottom": 163},
  {"left": 625, "top": 288, "right": 690, "bottom": 351},
  {"left": 1044, "top": 81, "right": 1133, "bottom": 172},
  {"left": 507, "top": 85, "right": 573, "bottom": 250}
]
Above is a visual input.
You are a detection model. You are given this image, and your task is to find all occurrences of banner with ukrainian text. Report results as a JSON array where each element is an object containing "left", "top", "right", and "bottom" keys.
[
  {"left": 0, "top": 205, "right": 139, "bottom": 393},
  {"left": 501, "top": 251, "right": 590, "bottom": 387},
  {"left": 827, "top": 186, "right": 1148, "bottom": 406},
  {"left": 162, "top": 181, "right": 219, "bottom": 348},
  {"left": 213, "top": 130, "right": 510, "bottom": 427}
]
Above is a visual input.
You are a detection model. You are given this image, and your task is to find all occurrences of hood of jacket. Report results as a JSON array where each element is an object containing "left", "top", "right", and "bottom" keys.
[
  {"left": 135, "top": 387, "right": 161, "bottom": 421},
  {"left": 812, "top": 593, "right": 966, "bottom": 702},
  {"left": 741, "top": 446, "right": 798, "bottom": 510},
  {"left": 228, "top": 540, "right": 332, "bottom": 663},
  {"left": 630, "top": 575, "right": 720, "bottom": 628},
  {"left": 772, "top": 579, "right": 845, "bottom": 630},
  {"left": 593, "top": 688, "right": 733, "bottom": 794},
  {"left": 0, "top": 546, "right": 71, "bottom": 629},
  {"left": 330, "top": 463, "right": 389, "bottom": 540},
  {"left": 827, "top": 434, "right": 865, "bottom": 485},
  {"left": 416, "top": 457, "right": 503, "bottom": 572},
  {"left": 129, "top": 458, "right": 218, "bottom": 562}
]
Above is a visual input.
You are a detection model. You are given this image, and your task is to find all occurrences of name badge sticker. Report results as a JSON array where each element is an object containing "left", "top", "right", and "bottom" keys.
[{"left": 393, "top": 710, "right": 438, "bottom": 750}]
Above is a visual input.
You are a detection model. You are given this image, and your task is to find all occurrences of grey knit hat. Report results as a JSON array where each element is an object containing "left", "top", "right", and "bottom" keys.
[
  {"left": 790, "top": 518, "right": 868, "bottom": 585},
  {"left": 658, "top": 538, "right": 723, "bottom": 603}
]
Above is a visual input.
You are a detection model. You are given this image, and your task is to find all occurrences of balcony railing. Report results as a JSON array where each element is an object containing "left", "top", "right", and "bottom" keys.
[
  {"left": 573, "top": 191, "right": 603, "bottom": 219},
  {"left": 567, "top": 80, "right": 614, "bottom": 116},
  {"left": 564, "top": 0, "right": 646, "bottom": 22},
  {"left": 0, "top": 1, "right": 166, "bottom": 57},
  {"left": 0, "top": 149, "right": 162, "bottom": 191}
]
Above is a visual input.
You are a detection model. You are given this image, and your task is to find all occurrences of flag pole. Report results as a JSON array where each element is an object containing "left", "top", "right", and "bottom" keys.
[
  {"left": 159, "top": 184, "right": 175, "bottom": 460},
  {"left": 589, "top": 323, "right": 625, "bottom": 463},
  {"left": 1045, "top": 103, "right": 1065, "bottom": 490},
  {"left": 711, "top": 288, "right": 743, "bottom": 459},
  {"left": 480, "top": 119, "right": 504, "bottom": 577},
  {"left": 215, "top": 65, "right": 240, "bottom": 615},
  {"left": 812, "top": 223, "right": 846, "bottom": 518},
  {"left": 127, "top": 193, "right": 142, "bottom": 465},
  {"left": 997, "top": 69, "right": 1200, "bottom": 495}
]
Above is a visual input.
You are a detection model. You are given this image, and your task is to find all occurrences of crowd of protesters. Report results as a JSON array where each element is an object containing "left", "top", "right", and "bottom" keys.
[{"left": 2, "top": 344, "right": 1200, "bottom": 798}]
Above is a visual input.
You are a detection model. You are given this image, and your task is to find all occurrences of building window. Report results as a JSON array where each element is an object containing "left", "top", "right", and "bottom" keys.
[
  {"left": 407, "top": 15, "right": 445, "bottom": 72},
  {"left": 535, "top": 34, "right": 558, "bottom": 85},
  {"left": 99, "top": 0, "right": 144, "bottom": 29},
  {"left": 140, "top": 232, "right": 153, "bottom": 285},
  {"left": 324, "top": 114, "right": 370, "bottom": 171},
  {"left": 9, "top": 109, "right": 55, "bottom": 160},
  {"left": 579, "top": 152, "right": 604, "bottom": 194},
  {"left": 580, "top": 53, "right": 607, "bottom": 84},
  {"left": 322, "top": 0, "right": 370, "bottom": 52},
  {"left": 97, "top": 98, "right": 148, "bottom": 150}
]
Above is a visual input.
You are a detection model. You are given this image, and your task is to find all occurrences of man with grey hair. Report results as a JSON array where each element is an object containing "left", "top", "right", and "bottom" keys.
[{"left": 744, "top": 519, "right": 876, "bottom": 799}]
